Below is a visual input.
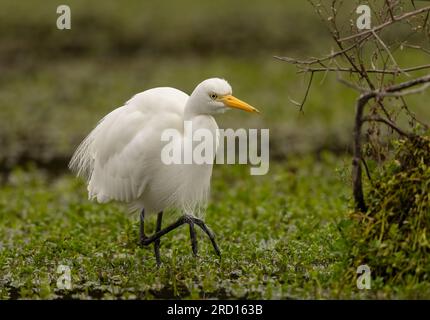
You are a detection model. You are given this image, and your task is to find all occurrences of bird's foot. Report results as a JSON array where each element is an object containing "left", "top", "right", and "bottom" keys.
[
  {"left": 140, "top": 214, "right": 221, "bottom": 263},
  {"left": 139, "top": 236, "right": 147, "bottom": 247},
  {"left": 185, "top": 215, "right": 221, "bottom": 258},
  {"left": 185, "top": 215, "right": 198, "bottom": 257},
  {"left": 190, "top": 216, "right": 221, "bottom": 257}
]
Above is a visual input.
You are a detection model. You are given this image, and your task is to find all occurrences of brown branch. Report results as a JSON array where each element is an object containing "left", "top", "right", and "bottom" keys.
[
  {"left": 371, "top": 29, "right": 407, "bottom": 76},
  {"left": 297, "top": 64, "right": 430, "bottom": 74},
  {"left": 376, "top": 83, "right": 430, "bottom": 97},
  {"left": 273, "top": 34, "right": 371, "bottom": 66},
  {"left": 352, "top": 95, "right": 370, "bottom": 212},
  {"left": 281, "top": 2, "right": 430, "bottom": 212},
  {"left": 385, "top": 0, "right": 395, "bottom": 22},
  {"left": 342, "top": 74, "right": 430, "bottom": 95},
  {"left": 288, "top": 71, "right": 314, "bottom": 112},
  {"left": 362, "top": 115, "right": 414, "bottom": 138},
  {"left": 400, "top": 96, "right": 430, "bottom": 130},
  {"left": 351, "top": 73, "right": 430, "bottom": 211},
  {"left": 361, "top": 157, "right": 373, "bottom": 185},
  {"left": 338, "top": 5, "right": 430, "bottom": 42},
  {"left": 334, "top": 32, "right": 376, "bottom": 90},
  {"left": 383, "top": 74, "right": 430, "bottom": 93}
]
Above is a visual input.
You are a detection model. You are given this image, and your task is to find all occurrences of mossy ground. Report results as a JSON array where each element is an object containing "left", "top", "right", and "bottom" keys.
[
  {"left": 2, "top": 154, "right": 429, "bottom": 299},
  {"left": 0, "top": 156, "right": 351, "bottom": 299}
]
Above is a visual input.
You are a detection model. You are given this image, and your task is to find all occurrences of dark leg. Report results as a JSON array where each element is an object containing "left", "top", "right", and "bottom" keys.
[
  {"left": 141, "top": 215, "right": 188, "bottom": 246},
  {"left": 188, "top": 219, "right": 198, "bottom": 256},
  {"left": 139, "top": 208, "right": 146, "bottom": 245},
  {"left": 192, "top": 218, "right": 221, "bottom": 257},
  {"left": 141, "top": 215, "right": 221, "bottom": 258},
  {"left": 154, "top": 212, "right": 163, "bottom": 266}
]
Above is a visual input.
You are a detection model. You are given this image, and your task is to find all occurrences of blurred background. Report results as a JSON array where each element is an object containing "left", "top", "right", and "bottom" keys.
[
  {"left": 0, "top": 0, "right": 364, "bottom": 173},
  {"left": 1, "top": 0, "right": 428, "bottom": 173}
]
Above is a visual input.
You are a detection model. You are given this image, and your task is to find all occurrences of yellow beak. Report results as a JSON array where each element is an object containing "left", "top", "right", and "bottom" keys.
[{"left": 221, "top": 95, "right": 260, "bottom": 114}]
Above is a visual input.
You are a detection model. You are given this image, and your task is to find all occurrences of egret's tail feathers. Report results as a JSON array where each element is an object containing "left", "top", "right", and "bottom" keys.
[
  {"left": 69, "top": 111, "right": 111, "bottom": 181},
  {"left": 69, "top": 129, "right": 97, "bottom": 181}
]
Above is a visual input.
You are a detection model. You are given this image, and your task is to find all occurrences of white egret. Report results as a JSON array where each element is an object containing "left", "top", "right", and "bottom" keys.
[{"left": 69, "top": 78, "right": 259, "bottom": 265}]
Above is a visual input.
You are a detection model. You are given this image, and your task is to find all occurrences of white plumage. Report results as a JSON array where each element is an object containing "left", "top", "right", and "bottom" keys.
[{"left": 69, "top": 78, "right": 259, "bottom": 217}]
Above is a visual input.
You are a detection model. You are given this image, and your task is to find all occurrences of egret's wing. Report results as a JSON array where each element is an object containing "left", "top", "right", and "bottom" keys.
[{"left": 69, "top": 87, "right": 188, "bottom": 203}]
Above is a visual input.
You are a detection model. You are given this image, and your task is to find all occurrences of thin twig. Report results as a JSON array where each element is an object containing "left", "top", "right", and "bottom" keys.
[
  {"left": 296, "top": 64, "right": 430, "bottom": 74},
  {"left": 361, "top": 158, "right": 373, "bottom": 184},
  {"left": 363, "top": 115, "right": 413, "bottom": 137},
  {"left": 385, "top": 0, "right": 395, "bottom": 22},
  {"left": 377, "top": 83, "right": 430, "bottom": 97},
  {"left": 383, "top": 74, "right": 430, "bottom": 93},
  {"left": 273, "top": 34, "right": 371, "bottom": 66},
  {"left": 371, "top": 30, "right": 408, "bottom": 76},
  {"left": 288, "top": 72, "right": 314, "bottom": 112},
  {"left": 338, "top": 5, "right": 430, "bottom": 42}
]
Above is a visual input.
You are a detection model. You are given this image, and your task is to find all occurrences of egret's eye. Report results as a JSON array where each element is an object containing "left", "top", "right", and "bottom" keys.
[{"left": 210, "top": 93, "right": 218, "bottom": 100}]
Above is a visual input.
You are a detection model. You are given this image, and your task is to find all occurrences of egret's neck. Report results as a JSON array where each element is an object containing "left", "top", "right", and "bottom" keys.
[
  {"left": 183, "top": 95, "right": 200, "bottom": 121},
  {"left": 183, "top": 96, "right": 219, "bottom": 146}
]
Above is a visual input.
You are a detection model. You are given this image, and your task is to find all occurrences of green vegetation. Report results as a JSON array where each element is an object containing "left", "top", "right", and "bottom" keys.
[
  {"left": 346, "top": 136, "right": 430, "bottom": 292},
  {"left": 2, "top": 155, "right": 429, "bottom": 299},
  {"left": 0, "top": 156, "right": 350, "bottom": 299}
]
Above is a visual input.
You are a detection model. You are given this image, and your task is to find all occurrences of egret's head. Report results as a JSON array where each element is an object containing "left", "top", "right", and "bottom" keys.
[{"left": 189, "top": 78, "right": 260, "bottom": 115}]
